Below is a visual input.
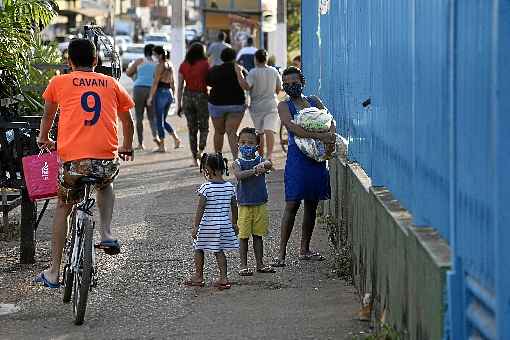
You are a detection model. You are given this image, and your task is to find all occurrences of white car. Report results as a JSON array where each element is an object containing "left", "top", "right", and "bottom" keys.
[
  {"left": 56, "top": 35, "right": 77, "bottom": 52},
  {"left": 185, "top": 29, "right": 198, "bottom": 43},
  {"left": 144, "top": 33, "right": 171, "bottom": 50},
  {"left": 115, "top": 35, "right": 132, "bottom": 54},
  {"left": 121, "top": 43, "right": 145, "bottom": 70}
]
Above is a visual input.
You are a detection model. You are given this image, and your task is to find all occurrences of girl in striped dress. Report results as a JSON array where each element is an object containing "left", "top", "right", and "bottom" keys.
[{"left": 185, "top": 153, "right": 239, "bottom": 290}]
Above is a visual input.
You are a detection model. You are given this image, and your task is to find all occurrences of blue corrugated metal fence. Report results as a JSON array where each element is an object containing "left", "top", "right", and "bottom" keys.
[{"left": 301, "top": 0, "right": 509, "bottom": 338}]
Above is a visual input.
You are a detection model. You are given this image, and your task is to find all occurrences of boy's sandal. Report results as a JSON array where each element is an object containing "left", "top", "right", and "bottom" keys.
[
  {"left": 184, "top": 279, "right": 205, "bottom": 287},
  {"left": 238, "top": 268, "right": 254, "bottom": 276},
  {"left": 94, "top": 239, "right": 121, "bottom": 255},
  {"left": 271, "top": 258, "right": 286, "bottom": 267},
  {"left": 34, "top": 272, "right": 60, "bottom": 289},
  {"left": 256, "top": 265, "right": 276, "bottom": 273},
  {"left": 213, "top": 281, "right": 232, "bottom": 290},
  {"left": 298, "top": 252, "right": 325, "bottom": 261}
]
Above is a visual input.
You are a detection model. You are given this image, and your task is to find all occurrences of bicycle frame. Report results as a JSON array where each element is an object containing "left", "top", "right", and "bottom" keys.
[
  {"left": 69, "top": 184, "right": 95, "bottom": 275},
  {"left": 62, "top": 182, "right": 97, "bottom": 325}
]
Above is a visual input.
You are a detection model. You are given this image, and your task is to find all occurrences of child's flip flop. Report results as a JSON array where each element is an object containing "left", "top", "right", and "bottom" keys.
[
  {"left": 34, "top": 272, "right": 60, "bottom": 289},
  {"left": 256, "top": 265, "right": 276, "bottom": 273},
  {"left": 94, "top": 239, "right": 121, "bottom": 255},
  {"left": 238, "top": 268, "right": 254, "bottom": 276},
  {"left": 271, "top": 258, "right": 286, "bottom": 267}
]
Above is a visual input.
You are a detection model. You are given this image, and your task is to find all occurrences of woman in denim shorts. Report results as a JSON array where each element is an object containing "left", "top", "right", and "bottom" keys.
[{"left": 206, "top": 47, "right": 247, "bottom": 159}]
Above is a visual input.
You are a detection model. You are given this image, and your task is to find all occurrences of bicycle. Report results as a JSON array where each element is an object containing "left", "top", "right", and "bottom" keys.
[
  {"left": 61, "top": 152, "right": 132, "bottom": 325},
  {"left": 279, "top": 122, "right": 288, "bottom": 154}
]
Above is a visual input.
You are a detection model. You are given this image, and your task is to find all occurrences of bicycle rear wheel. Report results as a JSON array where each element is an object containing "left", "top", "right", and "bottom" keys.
[
  {"left": 280, "top": 123, "right": 288, "bottom": 153},
  {"left": 73, "top": 216, "right": 93, "bottom": 325}
]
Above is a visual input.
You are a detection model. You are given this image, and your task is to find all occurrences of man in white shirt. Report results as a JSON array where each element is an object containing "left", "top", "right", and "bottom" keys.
[
  {"left": 236, "top": 37, "right": 258, "bottom": 71},
  {"left": 235, "top": 49, "right": 282, "bottom": 160}
]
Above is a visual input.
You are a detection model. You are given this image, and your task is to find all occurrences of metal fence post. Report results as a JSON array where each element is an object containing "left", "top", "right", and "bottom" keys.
[{"left": 20, "top": 188, "right": 36, "bottom": 264}]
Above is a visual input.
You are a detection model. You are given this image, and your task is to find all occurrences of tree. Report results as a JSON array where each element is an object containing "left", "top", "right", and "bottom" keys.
[
  {"left": 287, "top": 0, "right": 300, "bottom": 60},
  {"left": 0, "top": 0, "right": 58, "bottom": 114}
]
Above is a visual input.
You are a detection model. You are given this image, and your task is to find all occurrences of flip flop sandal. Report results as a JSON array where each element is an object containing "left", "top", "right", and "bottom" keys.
[
  {"left": 95, "top": 239, "right": 121, "bottom": 255},
  {"left": 213, "top": 282, "right": 231, "bottom": 290},
  {"left": 298, "top": 252, "right": 325, "bottom": 261},
  {"left": 257, "top": 265, "right": 276, "bottom": 273},
  {"left": 184, "top": 279, "right": 205, "bottom": 287},
  {"left": 271, "top": 258, "right": 286, "bottom": 267},
  {"left": 238, "top": 268, "right": 254, "bottom": 276},
  {"left": 34, "top": 272, "right": 60, "bottom": 289}
]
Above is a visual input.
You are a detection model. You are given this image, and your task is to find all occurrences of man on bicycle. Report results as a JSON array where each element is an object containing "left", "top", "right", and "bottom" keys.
[{"left": 35, "top": 38, "right": 135, "bottom": 288}]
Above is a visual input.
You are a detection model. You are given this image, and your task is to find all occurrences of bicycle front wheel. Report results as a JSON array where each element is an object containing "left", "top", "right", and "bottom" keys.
[
  {"left": 73, "top": 217, "right": 93, "bottom": 325},
  {"left": 63, "top": 210, "right": 77, "bottom": 303}
]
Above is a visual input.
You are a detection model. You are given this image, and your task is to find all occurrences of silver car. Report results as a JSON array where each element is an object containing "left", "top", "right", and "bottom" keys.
[{"left": 121, "top": 43, "right": 145, "bottom": 70}]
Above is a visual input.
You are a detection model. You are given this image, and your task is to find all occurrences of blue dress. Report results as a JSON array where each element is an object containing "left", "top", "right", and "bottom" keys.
[{"left": 284, "top": 97, "right": 331, "bottom": 202}]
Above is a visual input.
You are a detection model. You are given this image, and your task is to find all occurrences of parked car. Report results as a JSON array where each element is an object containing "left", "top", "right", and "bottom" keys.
[
  {"left": 115, "top": 35, "right": 132, "bottom": 55},
  {"left": 56, "top": 35, "right": 76, "bottom": 52},
  {"left": 143, "top": 33, "right": 171, "bottom": 50},
  {"left": 121, "top": 43, "right": 145, "bottom": 70},
  {"left": 185, "top": 29, "right": 198, "bottom": 43}
]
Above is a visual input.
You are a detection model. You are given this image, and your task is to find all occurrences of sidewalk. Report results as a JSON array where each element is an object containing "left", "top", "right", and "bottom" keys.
[{"left": 0, "top": 109, "right": 369, "bottom": 339}]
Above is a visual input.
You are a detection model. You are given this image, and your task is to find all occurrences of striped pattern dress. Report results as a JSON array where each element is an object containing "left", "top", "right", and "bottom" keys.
[{"left": 193, "top": 181, "right": 239, "bottom": 252}]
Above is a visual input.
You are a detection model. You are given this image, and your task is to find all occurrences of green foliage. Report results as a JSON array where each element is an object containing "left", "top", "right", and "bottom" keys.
[
  {"left": 0, "top": 0, "right": 59, "bottom": 113},
  {"left": 287, "top": 0, "right": 300, "bottom": 60}
]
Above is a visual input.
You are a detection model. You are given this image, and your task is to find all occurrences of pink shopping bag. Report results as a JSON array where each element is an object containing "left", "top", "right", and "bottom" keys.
[{"left": 22, "top": 150, "right": 59, "bottom": 201}]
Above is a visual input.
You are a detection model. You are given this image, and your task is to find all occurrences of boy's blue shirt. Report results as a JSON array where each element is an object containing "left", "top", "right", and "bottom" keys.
[{"left": 236, "top": 155, "right": 268, "bottom": 206}]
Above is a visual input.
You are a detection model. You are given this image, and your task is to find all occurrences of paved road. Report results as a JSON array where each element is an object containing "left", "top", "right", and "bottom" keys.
[{"left": 0, "top": 95, "right": 370, "bottom": 339}]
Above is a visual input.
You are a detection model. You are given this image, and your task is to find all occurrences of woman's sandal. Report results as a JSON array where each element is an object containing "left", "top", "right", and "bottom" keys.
[
  {"left": 184, "top": 279, "right": 205, "bottom": 287},
  {"left": 271, "top": 258, "right": 286, "bottom": 268},
  {"left": 298, "top": 252, "right": 325, "bottom": 261},
  {"left": 238, "top": 268, "right": 254, "bottom": 276},
  {"left": 213, "top": 281, "right": 231, "bottom": 290},
  {"left": 256, "top": 265, "right": 276, "bottom": 273}
]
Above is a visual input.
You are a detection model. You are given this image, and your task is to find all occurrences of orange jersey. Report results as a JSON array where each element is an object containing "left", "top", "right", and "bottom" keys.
[{"left": 42, "top": 71, "right": 134, "bottom": 162}]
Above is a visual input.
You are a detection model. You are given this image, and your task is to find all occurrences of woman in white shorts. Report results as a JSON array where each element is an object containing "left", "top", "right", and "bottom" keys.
[{"left": 235, "top": 49, "right": 282, "bottom": 160}]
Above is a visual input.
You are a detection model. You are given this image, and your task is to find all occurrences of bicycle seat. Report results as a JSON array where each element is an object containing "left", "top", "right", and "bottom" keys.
[{"left": 77, "top": 176, "right": 101, "bottom": 186}]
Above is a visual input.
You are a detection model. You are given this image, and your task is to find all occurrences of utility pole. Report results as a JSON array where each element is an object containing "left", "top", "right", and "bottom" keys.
[
  {"left": 171, "top": 0, "right": 186, "bottom": 81},
  {"left": 268, "top": 0, "right": 287, "bottom": 67}
]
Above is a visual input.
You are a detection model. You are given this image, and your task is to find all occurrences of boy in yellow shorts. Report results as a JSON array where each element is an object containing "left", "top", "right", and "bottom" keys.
[{"left": 232, "top": 127, "right": 275, "bottom": 275}]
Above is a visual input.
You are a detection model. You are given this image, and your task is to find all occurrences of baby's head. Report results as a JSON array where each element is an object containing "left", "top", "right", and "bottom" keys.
[
  {"left": 238, "top": 127, "right": 261, "bottom": 159},
  {"left": 200, "top": 152, "right": 229, "bottom": 178}
]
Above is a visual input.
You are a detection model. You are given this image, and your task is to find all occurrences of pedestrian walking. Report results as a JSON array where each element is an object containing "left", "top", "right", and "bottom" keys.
[
  {"left": 176, "top": 42, "right": 210, "bottom": 167},
  {"left": 148, "top": 46, "right": 182, "bottom": 152},
  {"left": 235, "top": 49, "right": 282, "bottom": 160},
  {"left": 291, "top": 55, "right": 301, "bottom": 69},
  {"left": 232, "top": 127, "right": 275, "bottom": 276},
  {"left": 207, "top": 31, "right": 231, "bottom": 67},
  {"left": 126, "top": 44, "right": 159, "bottom": 150},
  {"left": 206, "top": 47, "right": 247, "bottom": 160},
  {"left": 271, "top": 66, "right": 337, "bottom": 267},
  {"left": 267, "top": 54, "right": 282, "bottom": 74},
  {"left": 185, "top": 153, "right": 239, "bottom": 290},
  {"left": 236, "top": 36, "right": 257, "bottom": 71}
]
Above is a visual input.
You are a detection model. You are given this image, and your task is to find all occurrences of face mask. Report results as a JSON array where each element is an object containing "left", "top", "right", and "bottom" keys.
[
  {"left": 283, "top": 83, "right": 303, "bottom": 98},
  {"left": 152, "top": 55, "right": 159, "bottom": 62},
  {"left": 239, "top": 145, "right": 257, "bottom": 158}
]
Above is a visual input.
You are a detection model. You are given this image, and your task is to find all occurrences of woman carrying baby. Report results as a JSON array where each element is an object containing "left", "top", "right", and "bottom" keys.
[{"left": 272, "top": 66, "right": 337, "bottom": 267}]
